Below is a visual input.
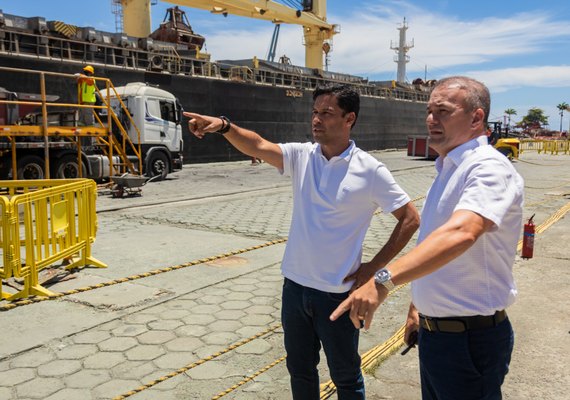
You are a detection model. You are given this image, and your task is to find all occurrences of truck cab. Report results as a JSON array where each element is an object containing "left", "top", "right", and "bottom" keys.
[{"left": 105, "top": 82, "right": 183, "bottom": 180}]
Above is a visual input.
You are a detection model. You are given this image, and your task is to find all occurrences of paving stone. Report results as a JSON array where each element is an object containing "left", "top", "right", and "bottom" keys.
[
  {"left": 137, "top": 330, "right": 176, "bottom": 345},
  {"left": 181, "top": 313, "right": 216, "bottom": 325},
  {"left": 63, "top": 369, "right": 110, "bottom": 388},
  {"left": 214, "top": 309, "right": 246, "bottom": 320},
  {"left": 123, "top": 313, "right": 159, "bottom": 324},
  {"left": 198, "top": 294, "right": 225, "bottom": 304},
  {"left": 220, "top": 300, "right": 251, "bottom": 310},
  {"left": 37, "top": 360, "right": 82, "bottom": 377},
  {"left": 235, "top": 339, "right": 273, "bottom": 355},
  {"left": 148, "top": 319, "right": 184, "bottom": 330},
  {"left": 253, "top": 288, "right": 280, "bottom": 296},
  {"left": 44, "top": 388, "right": 93, "bottom": 400},
  {"left": 164, "top": 299, "right": 198, "bottom": 309},
  {"left": 112, "top": 360, "right": 156, "bottom": 380},
  {"left": 84, "top": 352, "right": 126, "bottom": 369},
  {"left": 225, "top": 291, "right": 255, "bottom": 301},
  {"left": 250, "top": 296, "right": 279, "bottom": 305},
  {"left": 93, "top": 379, "right": 141, "bottom": 399},
  {"left": 191, "top": 304, "right": 222, "bottom": 314},
  {"left": 16, "top": 377, "right": 64, "bottom": 398},
  {"left": 231, "top": 284, "right": 257, "bottom": 293},
  {"left": 245, "top": 305, "right": 276, "bottom": 315},
  {"left": 164, "top": 337, "right": 203, "bottom": 352},
  {"left": 0, "top": 361, "right": 8, "bottom": 372},
  {"left": 0, "top": 368, "right": 35, "bottom": 385},
  {"left": 209, "top": 320, "right": 243, "bottom": 332},
  {"left": 174, "top": 324, "right": 210, "bottom": 337},
  {"left": 98, "top": 336, "right": 138, "bottom": 352},
  {"left": 153, "top": 352, "right": 196, "bottom": 369},
  {"left": 72, "top": 330, "right": 111, "bottom": 345},
  {"left": 0, "top": 387, "right": 12, "bottom": 399},
  {"left": 240, "top": 314, "right": 275, "bottom": 326},
  {"left": 236, "top": 326, "right": 270, "bottom": 338},
  {"left": 111, "top": 324, "right": 148, "bottom": 337},
  {"left": 202, "top": 331, "right": 240, "bottom": 346},
  {"left": 178, "top": 292, "right": 201, "bottom": 300},
  {"left": 10, "top": 348, "right": 55, "bottom": 368},
  {"left": 159, "top": 309, "right": 192, "bottom": 320},
  {"left": 185, "top": 361, "right": 227, "bottom": 380},
  {"left": 55, "top": 344, "right": 98, "bottom": 360},
  {"left": 125, "top": 345, "right": 165, "bottom": 361},
  {"left": 193, "top": 345, "right": 226, "bottom": 359},
  {"left": 233, "top": 278, "right": 260, "bottom": 285}
]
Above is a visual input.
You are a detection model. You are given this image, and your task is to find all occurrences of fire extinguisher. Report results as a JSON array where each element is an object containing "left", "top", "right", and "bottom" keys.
[{"left": 522, "top": 214, "right": 535, "bottom": 259}]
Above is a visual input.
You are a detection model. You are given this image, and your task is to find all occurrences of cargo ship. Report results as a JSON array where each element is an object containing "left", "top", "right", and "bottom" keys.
[{"left": 0, "top": 1, "right": 430, "bottom": 163}]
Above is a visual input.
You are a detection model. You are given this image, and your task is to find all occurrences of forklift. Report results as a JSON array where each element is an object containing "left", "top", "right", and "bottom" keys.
[{"left": 488, "top": 121, "right": 520, "bottom": 160}]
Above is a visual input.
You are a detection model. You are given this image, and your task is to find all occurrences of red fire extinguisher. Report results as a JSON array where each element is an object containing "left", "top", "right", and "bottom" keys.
[{"left": 522, "top": 214, "right": 535, "bottom": 259}]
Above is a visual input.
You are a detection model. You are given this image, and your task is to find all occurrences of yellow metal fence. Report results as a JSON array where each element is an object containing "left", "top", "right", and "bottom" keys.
[
  {"left": 520, "top": 139, "right": 570, "bottom": 155},
  {"left": 0, "top": 179, "right": 105, "bottom": 301}
]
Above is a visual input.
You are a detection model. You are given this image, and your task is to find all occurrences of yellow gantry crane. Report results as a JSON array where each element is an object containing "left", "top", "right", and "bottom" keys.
[{"left": 119, "top": 0, "right": 338, "bottom": 70}]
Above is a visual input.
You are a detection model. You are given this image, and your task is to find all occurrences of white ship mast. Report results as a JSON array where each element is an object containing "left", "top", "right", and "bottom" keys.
[{"left": 390, "top": 18, "right": 414, "bottom": 83}]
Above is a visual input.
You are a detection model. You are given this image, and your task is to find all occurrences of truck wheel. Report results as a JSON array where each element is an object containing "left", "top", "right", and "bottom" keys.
[
  {"left": 55, "top": 155, "right": 88, "bottom": 179},
  {"left": 497, "top": 147, "right": 514, "bottom": 160},
  {"left": 17, "top": 155, "right": 45, "bottom": 180},
  {"left": 146, "top": 152, "right": 168, "bottom": 181}
]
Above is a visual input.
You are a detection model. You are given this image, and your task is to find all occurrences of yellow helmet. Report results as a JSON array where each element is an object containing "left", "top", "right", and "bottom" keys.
[{"left": 83, "top": 65, "right": 94, "bottom": 74}]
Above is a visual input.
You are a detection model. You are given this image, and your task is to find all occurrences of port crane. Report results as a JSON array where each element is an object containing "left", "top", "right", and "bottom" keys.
[{"left": 118, "top": 0, "right": 338, "bottom": 70}]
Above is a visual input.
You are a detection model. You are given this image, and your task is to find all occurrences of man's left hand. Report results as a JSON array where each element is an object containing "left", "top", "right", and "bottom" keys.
[
  {"left": 329, "top": 278, "right": 388, "bottom": 330},
  {"left": 343, "top": 261, "right": 378, "bottom": 292}
]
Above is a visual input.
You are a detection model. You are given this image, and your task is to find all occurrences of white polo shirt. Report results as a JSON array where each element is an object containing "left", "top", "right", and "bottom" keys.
[
  {"left": 412, "top": 136, "right": 524, "bottom": 317},
  {"left": 278, "top": 141, "right": 410, "bottom": 293}
]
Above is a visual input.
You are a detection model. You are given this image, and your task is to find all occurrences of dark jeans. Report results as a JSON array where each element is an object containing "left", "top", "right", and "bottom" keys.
[
  {"left": 419, "top": 317, "right": 514, "bottom": 400},
  {"left": 281, "top": 278, "right": 365, "bottom": 400}
]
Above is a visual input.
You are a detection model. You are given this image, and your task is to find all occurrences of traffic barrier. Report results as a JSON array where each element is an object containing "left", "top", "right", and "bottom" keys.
[
  {"left": 0, "top": 179, "right": 106, "bottom": 301},
  {"left": 519, "top": 139, "right": 570, "bottom": 155}
]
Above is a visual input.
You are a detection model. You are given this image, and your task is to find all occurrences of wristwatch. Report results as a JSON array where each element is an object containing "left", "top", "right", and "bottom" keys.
[{"left": 374, "top": 268, "right": 395, "bottom": 291}]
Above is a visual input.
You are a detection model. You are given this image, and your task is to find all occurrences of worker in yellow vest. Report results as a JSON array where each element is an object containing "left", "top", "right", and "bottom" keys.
[{"left": 76, "top": 65, "right": 97, "bottom": 126}]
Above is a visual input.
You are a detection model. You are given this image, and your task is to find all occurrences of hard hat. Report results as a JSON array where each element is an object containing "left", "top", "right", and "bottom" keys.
[{"left": 83, "top": 65, "right": 94, "bottom": 74}]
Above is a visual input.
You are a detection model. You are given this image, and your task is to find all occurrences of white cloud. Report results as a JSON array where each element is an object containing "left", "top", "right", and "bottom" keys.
[
  {"left": 200, "top": 0, "right": 570, "bottom": 87},
  {"left": 467, "top": 66, "right": 570, "bottom": 92}
]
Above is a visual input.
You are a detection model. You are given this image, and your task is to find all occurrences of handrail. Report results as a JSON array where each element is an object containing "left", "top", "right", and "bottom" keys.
[{"left": 0, "top": 66, "right": 143, "bottom": 179}]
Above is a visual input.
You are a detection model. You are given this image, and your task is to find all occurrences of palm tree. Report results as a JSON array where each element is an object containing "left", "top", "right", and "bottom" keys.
[
  {"left": 504, "top": 108, "right": 517, "bottom": 132},
  {"left": 557, "top": 102, "right": 569, "bottom": 133}
]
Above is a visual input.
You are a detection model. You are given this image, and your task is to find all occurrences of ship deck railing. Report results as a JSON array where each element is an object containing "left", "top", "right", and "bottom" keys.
[{"left": 0, "top": 27, "right": 429, "bottom": 103}]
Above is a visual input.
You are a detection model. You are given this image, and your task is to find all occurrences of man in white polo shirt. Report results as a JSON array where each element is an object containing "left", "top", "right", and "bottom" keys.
[
  {"left": 184, "top": 84, "right": 419, "bottom": 399},
  {"left": 331, "top": 76, "right": 524, "bottom": 400}
]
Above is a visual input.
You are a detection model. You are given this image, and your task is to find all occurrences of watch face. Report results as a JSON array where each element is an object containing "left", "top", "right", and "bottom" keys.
[{"left": 376, "top": 269, "right": 390, "bottom": 282}]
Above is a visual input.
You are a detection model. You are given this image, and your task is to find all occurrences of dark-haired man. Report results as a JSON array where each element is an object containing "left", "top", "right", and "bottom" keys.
[{"left": 185, "top": 84, "right": 419, "bottom": 399}]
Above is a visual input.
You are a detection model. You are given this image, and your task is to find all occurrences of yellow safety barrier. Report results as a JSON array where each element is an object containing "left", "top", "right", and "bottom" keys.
[
  {"left": 0, "top": 179, "right": 106, "bottom": 301},
  {"left": 520, "top": 139, "right": 570, "bottom": 155}
]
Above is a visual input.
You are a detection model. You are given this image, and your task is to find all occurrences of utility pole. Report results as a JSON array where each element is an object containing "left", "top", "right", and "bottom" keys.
[{"left": 390, "top": 18, "right": 414, "bottom": 83}]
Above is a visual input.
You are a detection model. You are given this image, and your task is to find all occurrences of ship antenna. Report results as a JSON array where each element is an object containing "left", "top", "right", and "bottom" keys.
[{"left": 390, "top": 18, "right": 414, "bottom": 83}]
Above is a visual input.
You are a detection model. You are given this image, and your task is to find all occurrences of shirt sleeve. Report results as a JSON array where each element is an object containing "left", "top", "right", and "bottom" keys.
[
  {"left": 371, "top": 164, "right": 411, "bottom": 213},
  {"left": 278, "top": 142, "right": 310, "bottom": 176},
  {"left": 454, "top": 157, "right": 522, "bottom": 229}
]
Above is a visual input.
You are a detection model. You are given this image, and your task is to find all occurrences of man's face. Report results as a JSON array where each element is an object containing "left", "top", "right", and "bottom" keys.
[
  {"left": 426, "top": 85, "right": 477, "bottom": 157},
  {"left": 311, "top": 94, "right": 354, "bottom": 146}
]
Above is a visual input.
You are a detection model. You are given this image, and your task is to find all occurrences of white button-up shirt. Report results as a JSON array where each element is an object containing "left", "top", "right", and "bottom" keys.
[
  {"left": 412, "top": 136, "right": 524, "bottom": 317},
  {"left": 279, "top": 141, "right": 410, "bottom": 293}
]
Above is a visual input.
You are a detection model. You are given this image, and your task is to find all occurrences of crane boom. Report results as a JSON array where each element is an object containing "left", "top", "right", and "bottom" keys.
[{"left": 121, "top": 0, "right": 337, "bottom": 70}]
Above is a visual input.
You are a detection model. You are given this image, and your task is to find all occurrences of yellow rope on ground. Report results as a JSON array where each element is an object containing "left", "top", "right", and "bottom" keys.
[
  {"left": 210, "top": 356, "right": 287, "bottom": 399},
  {"left": 0, "top": 238, "right": 287, "bottom": 312},
  {"left": 111, "top": 324, "right": 282, "bottom": 400}
]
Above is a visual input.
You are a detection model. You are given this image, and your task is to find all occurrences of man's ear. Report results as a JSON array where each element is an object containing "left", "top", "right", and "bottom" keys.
[
  {"left": 346, "top": 112, "right": 356, "bottom": 127},
  {"left": 472, "top": 108, "right": 485, "bottom": 128}
]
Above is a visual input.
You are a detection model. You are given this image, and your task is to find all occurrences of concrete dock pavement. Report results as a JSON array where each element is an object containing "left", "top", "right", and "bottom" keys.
[{"left": 0, "top": 150, "right": 569, "bottom": 399}]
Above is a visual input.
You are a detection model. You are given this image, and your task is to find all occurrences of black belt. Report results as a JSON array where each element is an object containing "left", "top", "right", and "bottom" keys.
[{"left": 419, "top": 310, "right": 507, "bottom": 333}]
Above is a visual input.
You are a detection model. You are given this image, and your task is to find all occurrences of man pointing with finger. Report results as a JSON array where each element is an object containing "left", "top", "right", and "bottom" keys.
[
  {"left": 331, "top": 76, "right": 524, "bottom": 400},
  {"left": 185, "top": 84, "right": 419, "bottom": 399}
]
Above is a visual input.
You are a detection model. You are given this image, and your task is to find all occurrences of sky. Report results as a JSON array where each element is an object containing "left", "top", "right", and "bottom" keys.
[{"left": 2, "top": 0, "right": 570, "bottom": 130}]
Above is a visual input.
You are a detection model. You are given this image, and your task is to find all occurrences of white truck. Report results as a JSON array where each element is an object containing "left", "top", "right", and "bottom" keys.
[{"left": 0, "top": 81, "right": 183, "bottom": 181}]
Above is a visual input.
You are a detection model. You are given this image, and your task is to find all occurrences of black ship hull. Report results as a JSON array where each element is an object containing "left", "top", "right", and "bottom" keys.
[{"left": 0, "top": 55, "right": 428, "bottom": 163}]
